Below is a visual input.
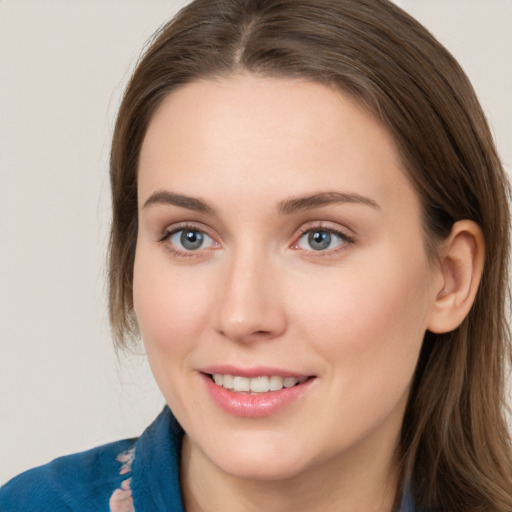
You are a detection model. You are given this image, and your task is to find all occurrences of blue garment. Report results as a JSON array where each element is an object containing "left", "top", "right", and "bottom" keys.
[
  {"left": 0, "top": 408, "right": 185, "bottom": 512},
  {"left": 0, "top": 407, "right": 416, "bottom": 511}
]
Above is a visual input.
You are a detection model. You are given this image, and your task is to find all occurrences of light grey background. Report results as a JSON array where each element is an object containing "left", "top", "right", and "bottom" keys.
[{"left": 1, "top": 0, "right": 511, "bottom": 484}]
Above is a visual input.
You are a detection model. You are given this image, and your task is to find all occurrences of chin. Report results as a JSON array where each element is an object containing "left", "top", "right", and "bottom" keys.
[
  {"left": 198, "top": 431, "right": 317, "bottom": 482},
  {"left": 217, "top": 454, "right": 311, "bottom": 482}
]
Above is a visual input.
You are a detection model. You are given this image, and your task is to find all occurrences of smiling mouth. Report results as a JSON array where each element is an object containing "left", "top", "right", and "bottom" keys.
[{"left": 208, "top": 374, "right": 310, "bottom": 394}]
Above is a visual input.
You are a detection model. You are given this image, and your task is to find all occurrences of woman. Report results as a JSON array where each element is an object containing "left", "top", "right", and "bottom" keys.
[{"left": 1, "top": 0, "right": 511, "bottom": 511}]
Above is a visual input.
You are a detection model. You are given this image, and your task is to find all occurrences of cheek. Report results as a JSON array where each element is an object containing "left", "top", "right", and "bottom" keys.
[
  {"left": 291, "top": 248, "right": 432, "bottom": 398},
  {"left": 132, "top": 248, "right": 213, "bottom": 362}
]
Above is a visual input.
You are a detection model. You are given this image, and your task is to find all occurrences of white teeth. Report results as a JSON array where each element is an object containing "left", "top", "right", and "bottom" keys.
[
  {"left": 269, "top": 375, "right": 284, "bottom": 391},
  {"left": 250, "top": 376, "right": 269, "bottom": 393},
  {"left": 232, "top": 376, "right": 250, "bottom": 392},
  {"left": 223, "top": 374, "right": 234, "bottom": 390},
  {"left": 211, "top": 374, "right": 307, "bottom": 393},
  {"left": 283, "top": 377, "right": 296, "bottom": 388}
]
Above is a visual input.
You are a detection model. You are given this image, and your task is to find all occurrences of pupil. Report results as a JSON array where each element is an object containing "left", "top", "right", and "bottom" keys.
[
  {"left": 309, "top": 231, "right": 331, "bottom": 250},
  {"left": 181, "top": 230, "right": 203, "bottom": 250}
]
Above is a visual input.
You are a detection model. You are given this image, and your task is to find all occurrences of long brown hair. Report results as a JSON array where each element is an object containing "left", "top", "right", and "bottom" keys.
[{"left": 108, "top": 1, "right": 512, "bottom": 510}]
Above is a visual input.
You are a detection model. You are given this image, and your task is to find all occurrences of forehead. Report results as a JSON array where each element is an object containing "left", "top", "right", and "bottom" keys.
[{"left": 138, "top": 74, "right": 418, "bottom": 219}]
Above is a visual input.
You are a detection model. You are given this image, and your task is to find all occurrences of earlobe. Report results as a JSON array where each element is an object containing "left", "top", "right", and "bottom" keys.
[{"left": 427, "top": 220, "right": 485, "bottom": 334}]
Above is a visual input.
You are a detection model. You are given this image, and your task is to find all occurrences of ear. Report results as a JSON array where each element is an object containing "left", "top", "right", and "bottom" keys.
[{"left": 427, "top": 220, "right": 485, "bottom": 334}]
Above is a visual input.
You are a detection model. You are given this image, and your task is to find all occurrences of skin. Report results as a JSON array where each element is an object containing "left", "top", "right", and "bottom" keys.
[{"left": 133, "top": 74, "right": 473, "bottom": 511}]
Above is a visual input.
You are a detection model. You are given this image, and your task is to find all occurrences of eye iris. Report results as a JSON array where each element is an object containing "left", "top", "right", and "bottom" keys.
[
  {"left": 180, "top": 230, "right": 203, "bottom": 250},
  {"left": 308, "top": 230, "right": 331, "bottom": 250}
]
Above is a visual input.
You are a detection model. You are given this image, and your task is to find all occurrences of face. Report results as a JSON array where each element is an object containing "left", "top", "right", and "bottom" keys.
[{"left": 134, "top": 75, "right": 441, "bottom": 482}]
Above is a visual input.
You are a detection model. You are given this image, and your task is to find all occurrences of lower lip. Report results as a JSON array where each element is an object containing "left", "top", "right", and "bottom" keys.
[{"left": 201, "top": 373, "right": 315, "bottom": 417}]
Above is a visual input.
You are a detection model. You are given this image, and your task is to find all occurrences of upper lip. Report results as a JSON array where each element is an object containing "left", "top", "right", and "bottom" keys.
[{"left": 198, "top": 365, "right": 314, "bottom": 379}]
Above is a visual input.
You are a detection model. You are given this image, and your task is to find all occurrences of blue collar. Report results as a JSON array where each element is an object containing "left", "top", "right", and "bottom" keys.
[{"left": 130, "top": 407, "right": 185, "bottom": 512}]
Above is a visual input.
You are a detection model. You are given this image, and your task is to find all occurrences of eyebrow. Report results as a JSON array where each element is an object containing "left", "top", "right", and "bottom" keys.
[
  {"left": 142, "top": 190, "right": 216, "bottom": 214},
  {"left": 277, "top": 191, "right": 380, "bottom": 214},
  {"left": 142, "top": 189, "right": 380, "bottom": 216}
]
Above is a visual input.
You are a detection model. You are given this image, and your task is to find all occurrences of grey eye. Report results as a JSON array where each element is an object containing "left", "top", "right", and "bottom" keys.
[
  {"left": 297, "top": 229, "right": 346, "bottom": 252},
  {"left": 307, "top": 230, "right": 332, "bottom": 251},
  {"left": 181, "top": 230, "right": 203, "bottom": 250},
  {"left": 169, "top": 229, "right": 213, "bottom": 251}
]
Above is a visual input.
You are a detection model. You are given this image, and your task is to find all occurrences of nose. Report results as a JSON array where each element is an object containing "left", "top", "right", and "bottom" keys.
[{"left": 213, "top": 249, "right": 287, "bottom": 343}]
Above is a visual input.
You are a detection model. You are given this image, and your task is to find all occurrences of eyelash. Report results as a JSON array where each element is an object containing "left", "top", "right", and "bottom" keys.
[
  {"left": 158, "top": 223, "right": 355, "bottom": 258},
  {"left": 292, "top": 225, "right": 355, "bottom": 254},
  {"left": 158, "top": 223, "right": 218, "bottom": 258}
]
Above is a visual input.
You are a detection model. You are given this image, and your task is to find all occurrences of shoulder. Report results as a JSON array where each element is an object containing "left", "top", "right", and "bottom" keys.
[
  {"left": 0, "top": 438, "right": 136, "bottom": 512},
  {"left": 0, "top": 407, "right": 183, "bottom": 512}
]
